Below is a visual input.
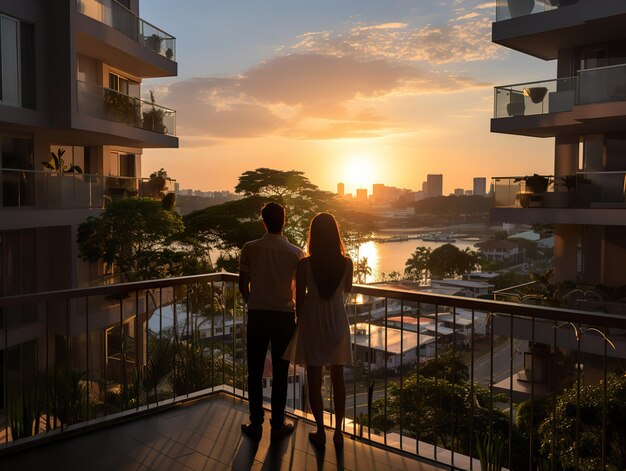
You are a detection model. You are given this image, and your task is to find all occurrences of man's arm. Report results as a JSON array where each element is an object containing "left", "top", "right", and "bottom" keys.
[{"left": 239, "top": 270, "right": 250, "bottom": 303}]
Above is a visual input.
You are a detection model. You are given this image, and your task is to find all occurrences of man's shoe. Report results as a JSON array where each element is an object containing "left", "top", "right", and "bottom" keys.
[
  {"left": 241, "top": 423, "right": 263, "bottom": 441},
  {"left": 270, "top": 423, "right": 294, "bottom": 441}
]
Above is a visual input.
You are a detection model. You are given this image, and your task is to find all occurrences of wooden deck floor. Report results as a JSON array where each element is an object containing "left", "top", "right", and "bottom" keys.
[{"left": 0, "top": 394, "right": 448, "bottom": 470}]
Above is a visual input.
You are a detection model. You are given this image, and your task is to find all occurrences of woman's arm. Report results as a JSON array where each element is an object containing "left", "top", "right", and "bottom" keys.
[
  {"left": 344, "top": 258, "right": 353, "bottom": 293},
  {"left": 295, "top": 258, "right": 307, "bottom": 319}
]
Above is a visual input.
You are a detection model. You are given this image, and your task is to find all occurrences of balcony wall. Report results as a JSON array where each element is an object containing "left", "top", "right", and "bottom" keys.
[
  {"left": 493, "top": 0, "right": 626, "bottom": 60},
  {"left": 0, "top": 168, "right": 175, "bottom": 210},
  {"left": 1, "top": 273, "right": 625, "bottom": 470},
  {"left": 492, "top": 65, "right": 626, "bottom": 137},
  {"left": 75, "top": 0, "right": 177, "bottom": 78}
]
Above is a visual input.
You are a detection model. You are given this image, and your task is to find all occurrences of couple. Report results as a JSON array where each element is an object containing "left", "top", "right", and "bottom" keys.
[{"left": 239, "top": 202, "right": 353, "bottom": 449}]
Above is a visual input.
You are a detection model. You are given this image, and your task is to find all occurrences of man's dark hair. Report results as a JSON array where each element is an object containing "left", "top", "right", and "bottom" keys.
[{"left": 261, "top": 202, "right": 285, "bottom": 233}]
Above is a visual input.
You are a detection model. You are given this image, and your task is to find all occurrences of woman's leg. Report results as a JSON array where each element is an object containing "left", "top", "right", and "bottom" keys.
[
  {"left": 330, "top": 365, "right": 345, "bottom": 442},
  {"left": 307, "top": 366, "right": 325, "bottom": 437}
]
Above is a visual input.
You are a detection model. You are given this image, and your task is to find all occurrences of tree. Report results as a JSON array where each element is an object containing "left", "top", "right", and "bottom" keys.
[
  {"left": 369, "top": 374, "right": 509, "bottom": 455},
  {"left": 427, "top": 244, "right": 479, "bottom": 279},
  {"left": 404, "top": 246, "right": 432, "bottom": 284},
  {"left": 354, "top": 257, "right": 372, "bottom": 284},
  {"left": 184, "top": 168, "right": 374, "bottom": 253},
  {"left": 537, "top": 375, "right": 626, "bottom": 471},
  {"left": 77, "top": 197, "right": 186, "bottom": 282},
  {"left": 420, "top": 348, "right": 469, "bottom": 384}
]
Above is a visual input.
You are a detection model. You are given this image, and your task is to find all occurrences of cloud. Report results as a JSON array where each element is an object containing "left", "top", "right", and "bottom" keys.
[
  {"left": 159, "top": 53, "right": 486, "bottom": 140},
  {"left": 286, "top": 15, "right": 499, "bottom": 64}
]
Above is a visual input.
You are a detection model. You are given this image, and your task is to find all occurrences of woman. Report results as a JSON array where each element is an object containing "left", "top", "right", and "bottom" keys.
[{"left": 283, "top": 212, "right": 353, "bottom": 449}]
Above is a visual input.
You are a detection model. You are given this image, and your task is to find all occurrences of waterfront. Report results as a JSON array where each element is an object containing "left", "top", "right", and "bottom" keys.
[{"left": 356, "top": 226, "right": 491, "bottom": 281}]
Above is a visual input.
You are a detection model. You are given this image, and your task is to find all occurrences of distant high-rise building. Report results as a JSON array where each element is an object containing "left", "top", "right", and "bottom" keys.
[
  {"left": 174, "top": 182, "right": 181, "bottom": 194},
  {"left": 372, "top": 183, "right": 385, "bottom": 202},
  {"left": 337, "top": 182, "right": 345, "bottom": 196},
  {"left": 454, "top": 188, "right": 464, "bottom": 196},
  {"left": 356, "top": 188, "right": 368, "bottom": 202},
  {"left": 426, "top": 174, "right": 443, "bottom": 197},
  {"left": 473, "top": 177, "right": 487, "bottom": 196}
]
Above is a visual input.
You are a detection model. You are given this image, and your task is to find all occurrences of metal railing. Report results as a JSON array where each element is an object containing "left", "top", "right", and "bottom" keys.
[
  {"left": 495, "top": 0, "right": 564, "bottom": 21},
  {"left": 0, "top": 168, "right": 175, "bottom": 209},
  {"left": 76, "top": 0, "right": 176, "bottom": 60},
  {"left": 77, "top": 81, "right": 176, "bottom": 136},
  {"left": 492, "top": 172, "right": 626, "bottom": 209},
  {"left": 1, "top": 273, "right": 625, "bottom": 470}
]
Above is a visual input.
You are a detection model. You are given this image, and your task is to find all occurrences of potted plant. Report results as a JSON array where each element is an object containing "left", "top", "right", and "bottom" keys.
[
  {"left": 165, "top": 48, "right": 174, "bottom": 60},
  {"left": 514, "top": 174, "right": 552, "bottom": 207},
  {"left": 142, "top": 91, "right": 167, "bottom": 133},
  {"left": 104, "top": 89, "right": 141, "bottom": 126},
  {"left": 41, "top": 148, "right": 83, "bottom": 174},
  {"left": 145, "top": 33, "right": 162, "bottom": 53}
]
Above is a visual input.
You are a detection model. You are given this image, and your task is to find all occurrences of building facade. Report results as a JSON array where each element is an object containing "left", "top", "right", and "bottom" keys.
[
  {"left": 491, "top": 0, "right": 626, "bottom": 286},
  {"left": 473, "top": 177, "right": 486, "bottom": 196}
]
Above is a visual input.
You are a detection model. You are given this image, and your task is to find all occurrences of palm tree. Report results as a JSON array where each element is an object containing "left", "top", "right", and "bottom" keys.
[
  {"left": 404, "top": 247, "right": 431, "bottom": 284},
  {"left": 354, "top": 257, "right": 372, "bottom": 284}
]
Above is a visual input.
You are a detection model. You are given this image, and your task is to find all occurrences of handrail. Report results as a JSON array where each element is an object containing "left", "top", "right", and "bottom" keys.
[
  {"left": 2, "top": 272, "right": 624, "bottom": 328},
  {"left": 494, "top": 76, "right": 575, "bottom": 90}
]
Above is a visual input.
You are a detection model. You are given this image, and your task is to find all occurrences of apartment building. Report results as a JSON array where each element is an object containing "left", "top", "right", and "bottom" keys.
[
  {"left": 0, "top": 0, "right": 178, "bottom": 297},
  {"left": 491, "top": 0, "right": 626, "bottom": 287},
  {"left": 0, "top": 0, "right": 177, "bottom": 410}
]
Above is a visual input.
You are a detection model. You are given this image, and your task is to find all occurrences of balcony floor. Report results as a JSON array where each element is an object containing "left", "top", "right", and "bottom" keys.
[{"left": 0, "top": 394, "right": 443, "bottom": 470}]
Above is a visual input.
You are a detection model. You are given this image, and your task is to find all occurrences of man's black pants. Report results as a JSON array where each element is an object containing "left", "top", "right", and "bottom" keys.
[{"left": 246, "top": 309, "right": 296, "bottom": 428}]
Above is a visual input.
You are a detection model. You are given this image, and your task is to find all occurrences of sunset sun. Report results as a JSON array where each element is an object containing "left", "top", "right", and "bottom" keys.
[{"left": 342, "top": 154, "right": 377, "bottom": 192}]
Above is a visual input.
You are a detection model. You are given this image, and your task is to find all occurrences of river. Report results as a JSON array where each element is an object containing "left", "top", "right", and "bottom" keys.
[{"left": 355, "top": 228, "right": 490, "bottom": 281}]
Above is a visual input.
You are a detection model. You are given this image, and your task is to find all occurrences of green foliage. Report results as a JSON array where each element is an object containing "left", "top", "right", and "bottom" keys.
[
  {"left": 142, "top": 91, "right": 166, "bottom": 133},
  {"left": 41, "top": 148, "right": 83, "bottom": 174},
  {"left": 404, "top": 246, "right": 431, "bottom": 284},
  {"left": 7, "top": 386, "right": 41, "bottom": 440},
  {"left": 476, "top": 432, "right": 505, "bottom": 471},
  {"left": 354, "top": 257, "right": 372, "bottom": 283},
  {"left": 428, "top": 244, "right": 479, "bottom": 279},
  {"left": 105, "top": 88, "right": 140, "bottom": 125},
  {"left": 184, "top": 168, "right": 374, "bottom": 251},
  {"left": 161, "top": 192, "right": 176, "bottom": 211},
  {"left": 47, "top": 367, "right": 89, "bottom": 428},
  {"left": 77, "top": 197, "right": 185, "bottom": 282},
  {"left": 537, "top": 375, "right": 626, "bottom": 471},
  {"left": 420, "top": 349, "right": 469, "bottom": 384},
  {"left": 368, "top": 374, "right": 509, "bottom": 454}
]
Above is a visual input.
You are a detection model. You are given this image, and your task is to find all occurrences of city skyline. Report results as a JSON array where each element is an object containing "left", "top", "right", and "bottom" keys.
[{"left": 140, "top": 0, "right": 555, "bottom": 195}]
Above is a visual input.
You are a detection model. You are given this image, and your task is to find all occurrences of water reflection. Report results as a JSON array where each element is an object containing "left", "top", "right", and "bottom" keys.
[{"left": 355, "top": 235, "right": 481, "bottom": 282}]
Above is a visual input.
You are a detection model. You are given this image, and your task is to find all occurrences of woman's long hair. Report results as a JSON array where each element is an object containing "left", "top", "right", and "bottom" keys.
[{"left": 307, "top": 213, "right": 348, "bottom": 299}]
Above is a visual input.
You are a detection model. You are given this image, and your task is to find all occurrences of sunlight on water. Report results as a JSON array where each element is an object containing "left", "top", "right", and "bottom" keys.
[{"left": 355, "top": 240, "right": 381, "bottom": 282}]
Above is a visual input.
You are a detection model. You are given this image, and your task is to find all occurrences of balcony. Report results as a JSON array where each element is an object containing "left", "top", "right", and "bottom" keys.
[
  {"left": 76, "top": 0, "right": 175, "bottom": 61},
  {"left": 77, "top": 81, "right": 176, "bottom": 136},
  {"left": 0, "top": 168, "right": 175, "bottom": 211},
  {"left": 492, "top": 65, "right": 626, "bottom": 137},
  {"left": 493, "top": 1, "right": 626, "bottom": 60},
  {"left": 495, "top": 0, "right": 560, "bottom": 22},
  {"left": 1, "top": 273, "right": 625, "bottom": 470},
  {"left": 491, "top": 173, "right": 626, "bottom": 225}
]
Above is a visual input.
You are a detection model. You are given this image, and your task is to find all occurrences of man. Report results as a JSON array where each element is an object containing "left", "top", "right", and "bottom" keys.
[{"left": 239, "top": 202, "right": 304, "bottom": 441}]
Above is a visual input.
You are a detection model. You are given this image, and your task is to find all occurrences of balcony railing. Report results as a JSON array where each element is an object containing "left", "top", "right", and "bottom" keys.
[
  {"left": 495, "top": 0, "right": 566, "bottom": 21},
  {"left": 494, "top": 77, "right": 576, "bottom": 118},
  {"left": 77, "top": 81, "right": 176, "bottom": 136},
  {"left": 0, "top": 168, "right": 174, "bottom": 209},
  {"left": 495, "top": 63, "right": 626, "bottom": 119},
  {"left": 76, "top": 0, "right": 176, "bottom": 60},
  {"left": 1, "top": 273, "right": 624, "bottom": 470},
  {"left": 493, "top": 172, "right": 626, "bottom": 209}
]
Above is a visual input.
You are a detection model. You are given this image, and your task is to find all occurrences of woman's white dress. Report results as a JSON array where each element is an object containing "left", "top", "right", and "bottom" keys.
[{"left": 283, "top": 258, "right": 352, "bottom": 366}]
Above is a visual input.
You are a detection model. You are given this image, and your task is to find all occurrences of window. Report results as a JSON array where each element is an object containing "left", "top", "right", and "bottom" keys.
[{"left": 0, "top": 13, "right": 35, "bottom": 109}]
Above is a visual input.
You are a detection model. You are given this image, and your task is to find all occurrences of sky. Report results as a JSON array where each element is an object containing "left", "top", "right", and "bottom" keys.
[{"left": 140, "top": 0, "right": 556, "bottom": 195}]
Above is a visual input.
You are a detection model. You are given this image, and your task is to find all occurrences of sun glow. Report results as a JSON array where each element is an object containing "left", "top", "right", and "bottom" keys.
[{"left": 341, "top": 154, "right": 377, "bottom": 193}]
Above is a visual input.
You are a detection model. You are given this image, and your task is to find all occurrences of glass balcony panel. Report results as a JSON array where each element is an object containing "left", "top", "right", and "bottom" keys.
[
  {"left": 76, "top": 0, "right": 176, "bottom": 60},
  {"left": 77, "top": 80, "right": 176, "bottom": 136},
  {"left": 492, "top": 176, "right": 554, "bottom": 208},
  {"left": 495, "top": 0, "right": 567, "bottom": 21},
  {"left": 494, "top": 78, "right": 576, "bottom": 118},
  {"left": 578, "top": 63, "right": 626, "bottom": 105}
]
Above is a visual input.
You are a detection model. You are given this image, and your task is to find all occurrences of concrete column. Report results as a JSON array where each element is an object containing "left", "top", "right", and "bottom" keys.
[
  {"left": 553, "top": 224, "right": 579, "bottom": 284},
  {"left": 554, "top": 134, "right": 579, "bottom": 178}
]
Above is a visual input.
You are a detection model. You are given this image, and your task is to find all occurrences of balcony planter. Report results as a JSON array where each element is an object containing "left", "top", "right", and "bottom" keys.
[
  {"left": 524, "top": 86, "right": 548, "bottom": 104},
  {"left": 142, "top": 91, "right": 167, "bottom": 134},
  {"left": 507, "top": 0, "right": 534, "bottom": 17},
  {"left": 104, "top": 90, "right": 141, "bottom": 127},
  {"left": 514, "top": 174, "right": 552, "bottom": 208}
]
